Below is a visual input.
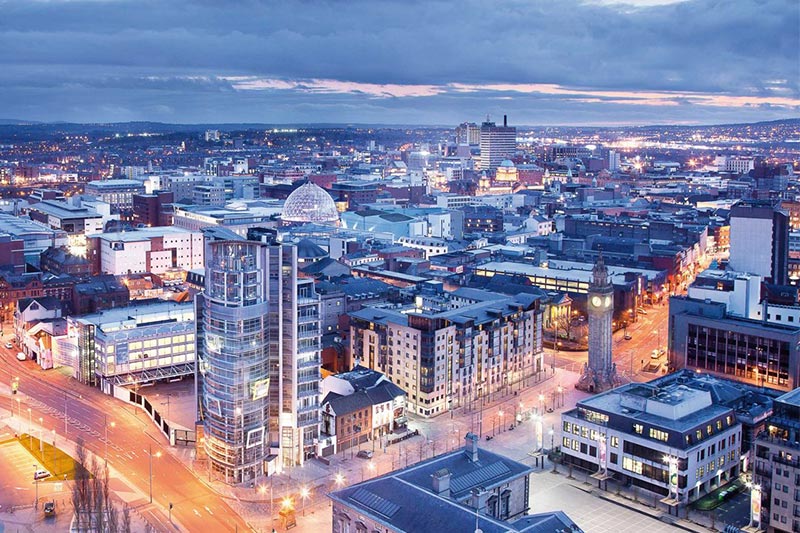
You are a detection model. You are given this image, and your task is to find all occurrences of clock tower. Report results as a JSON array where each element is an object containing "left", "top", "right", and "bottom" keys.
[{"left": 577, "top": 252, "right": 619, "bottom": 393}]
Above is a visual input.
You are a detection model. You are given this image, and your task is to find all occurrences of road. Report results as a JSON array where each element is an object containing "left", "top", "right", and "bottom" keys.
[
  {"left": 0, "top": 341, "right": 251, "bottom": 533},
  {"left": 548, "top": 300, "right": 672, "bottom": 383}
]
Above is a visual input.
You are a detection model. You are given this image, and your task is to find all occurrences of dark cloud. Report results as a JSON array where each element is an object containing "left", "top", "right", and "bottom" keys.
[{"left": 0, "top": 0, "right": 797, "bottom": 124}]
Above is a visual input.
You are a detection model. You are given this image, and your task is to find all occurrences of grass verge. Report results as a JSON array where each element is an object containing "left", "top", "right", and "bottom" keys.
[{"left": 18, "top": 433, "right": 80, "bottom": 481}]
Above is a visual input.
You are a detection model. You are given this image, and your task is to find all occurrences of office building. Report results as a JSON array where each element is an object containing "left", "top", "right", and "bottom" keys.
[
  {"left": 68, "top": 301, "right": 196, "bottom": 391},
  {"left": 479, "top": 116, "right": 516, "bottom": 171},
  {"left": 668, "top": 296, "right": 800, "bottom": 392},
  {"left": 26, "top": 200, "right": 104, "bottom": 255},
  {"left": 455, "top": 122, "right": 481, "bottom": 146},
  {"left": 329, "top": 434, "right": 581, "bottom": 533},
  {"left": 560, "top": 370, "right": 775, "bottom": 506},
  {"left": 196, "top": 236, "right": 321, "bottom": 484},
  {"left": 84, "top": 179, "right": 146, "bottom": 217},
  {"left": 753, "top": 388, "right": 800, "bottom": 532},
  {"left": 729, "top": 202, "right": 789, "bottom": 285}
]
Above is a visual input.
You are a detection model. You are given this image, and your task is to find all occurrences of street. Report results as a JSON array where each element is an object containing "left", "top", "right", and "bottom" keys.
[{"left": 0, "top": 339, "right": 250, "bottom": 533}]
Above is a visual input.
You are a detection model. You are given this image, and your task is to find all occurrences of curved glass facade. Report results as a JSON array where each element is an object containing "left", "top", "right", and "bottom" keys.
[{"left": 197, "top": 239, "right": 321, "bottom": 484}]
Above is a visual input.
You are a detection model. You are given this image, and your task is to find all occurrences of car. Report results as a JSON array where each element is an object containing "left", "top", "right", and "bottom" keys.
[
  {"left": 356, "top": 450, "right": 373, "bottom": 459},
  {"left": 637, "top": 308, "right": 648, "bottom": 315},
  {"left": 651, "top": 349, "right": 661, "bottom": 359},
  {"left": 16, "top": 352, "right": 26, "bottom": 361},
  {"left": 33, "top": 469, "right": 50, "bottom": 480},
  {"left": 623, "top": 333, "right": 632, "bottom": 340},
  {"left": 4, "top": 342, "right": 12, "bottom": 349},
  {"left": 43, "top": 501, "right": 55, "bottom": 517}
]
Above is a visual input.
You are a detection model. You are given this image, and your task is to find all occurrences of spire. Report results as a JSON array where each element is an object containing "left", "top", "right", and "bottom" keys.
[{"left": 592, "top": 247, "right": 609, "bottom": 287}]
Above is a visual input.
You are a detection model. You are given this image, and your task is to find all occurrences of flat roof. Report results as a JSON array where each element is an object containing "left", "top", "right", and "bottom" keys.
[
  {"left": 94, "top": 226, "right": 201, "bottom": 242},
  {"left": 29, "top": 200, "right": 103, "bottom": 220}
]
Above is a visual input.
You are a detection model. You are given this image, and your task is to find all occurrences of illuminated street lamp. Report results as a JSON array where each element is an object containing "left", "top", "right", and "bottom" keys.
[
  {"left": 105, "top": 415, "right": 115, "bottom": 466},
  {"left": 499, "top": 410, "right": 504, "bottom": 432},
  {"left": 300, "top": 486, "right": 310, "bottom": 516},
  {"left": 147, "top": 444, "right": 162, "bottom": 504}
]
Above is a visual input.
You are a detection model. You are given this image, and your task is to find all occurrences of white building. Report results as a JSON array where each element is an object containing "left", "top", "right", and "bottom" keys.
[
  {"left": 561, "top": 371, "right": 750, "bottom": 506},
  {"left": 68, "top": 301, "right": 196, "bottom": 391},
  {"left": 89, "top": 226, "right": 204, "bottom": 275}
]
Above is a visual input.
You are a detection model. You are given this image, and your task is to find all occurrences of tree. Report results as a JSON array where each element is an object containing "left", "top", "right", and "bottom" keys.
[{"left": 121, "top": 503, "right": 132, "bottom": 533}]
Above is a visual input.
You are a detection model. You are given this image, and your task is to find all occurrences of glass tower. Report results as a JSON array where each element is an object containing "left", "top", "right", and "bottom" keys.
[{"left": 197, "top": 237, "right": 321, "bottom": 484}]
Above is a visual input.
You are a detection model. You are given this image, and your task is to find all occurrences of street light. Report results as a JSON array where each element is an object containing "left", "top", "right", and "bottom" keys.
[
  {"left": 538, "top": 393, "right": 545, "bottom": 414},
  {"left": 300, "top": 486, "right": 310, "bottom": 516},
  {"left": 27, "top": 408, "right": 32, "bottom": 449},
  {"left": 38, "top": 417, "right": 43, "bottom": 454},
  {"left": 147, "top": 444, "right": 161, "bottom": 504},
  {"left": 105, "top": 415, "right": 115, "bottom": 466},
  {"left": 499, "top": 410, "right": 504, "bottom": 433}
]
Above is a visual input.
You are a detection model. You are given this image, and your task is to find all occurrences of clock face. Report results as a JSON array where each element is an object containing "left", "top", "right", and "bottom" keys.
[
  {"left": 591, "top": 296, "right": 602, "bottom": 308},
  {"left": 604, "top": 296, "right": 612, "bottom": 308}
]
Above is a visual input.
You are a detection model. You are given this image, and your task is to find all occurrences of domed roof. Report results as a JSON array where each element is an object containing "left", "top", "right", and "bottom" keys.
[
  {"left": 499, "top": 159, "right": 515, "bottom": 168},
  {"left": 281, "top": 182, "right": 339, "bottom": 224}
]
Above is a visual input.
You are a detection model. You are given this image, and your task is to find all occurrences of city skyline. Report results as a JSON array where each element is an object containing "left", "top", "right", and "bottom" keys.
[{"left": 1, "top": 0, "right": 798, "bottom": 125}]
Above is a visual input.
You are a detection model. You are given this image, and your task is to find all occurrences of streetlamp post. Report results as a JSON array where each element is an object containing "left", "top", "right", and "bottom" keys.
[
  {"left": 34, "top": 464, "right": 39, "bottom": 508},
  {"left": 38, "top": 417, "right": 43, "bottom": 454},
  {"left": 27, "top": 408, "right": 32, "bottom": 449},
  {"left": 300, "top": 486, "right": 310, "bottom": 516},
  {"left": 148, "top": 444, "right": 161, "bottom": 504},
  {"left": 105, "top": 415, "right": 115, "bottom": 466},
  {"left": 499, "top": 410, "right": 504, "bottom": 433}
]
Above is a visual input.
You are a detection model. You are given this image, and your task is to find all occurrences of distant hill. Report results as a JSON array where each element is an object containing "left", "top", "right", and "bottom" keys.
[{"left": 0, "top": 119, "right": 42, "bottom": 125}]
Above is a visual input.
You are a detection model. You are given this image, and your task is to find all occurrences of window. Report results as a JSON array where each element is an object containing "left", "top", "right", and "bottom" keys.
[
  {"left": 633, "top": 424, "right": 644, "bottom": 435},
  {"left": 649, "top": 428, "right": 669, "bottom": 442},
  {"left": 610, "top": 436, "right": 619, "bottom": 448},
  {"left": 623, "top": 457, "right": 643, "bottom": 475}
]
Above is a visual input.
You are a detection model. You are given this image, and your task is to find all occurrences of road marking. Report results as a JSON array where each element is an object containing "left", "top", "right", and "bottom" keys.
[
  {"left": 193, "top": 508, "right": 201, "bottom": 517},
  {"left": 204, "top": 505, "right": 213, "bottom": 515}
]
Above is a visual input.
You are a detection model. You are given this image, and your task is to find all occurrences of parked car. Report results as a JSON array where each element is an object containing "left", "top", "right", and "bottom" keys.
[
  {"left": 637, "top": 308, "right": 648, "bottom": 315},
  {"left": 651, "top": 349, "right": 660, "bottom": 359},
  {"left": 4, "top": 342, "right": 12, "bottom": 349},
  {"left": 33, "top": 469, "right": 50, "bottom": 480},
  {"left": 356, "top": 450, "right": 373, "bottom": 459},
  {"left": 43, "top": 501, "right": 55, "bottom": 517},
  {"left": 16, "top": 352, "right": 26, "bottom": 361},
  {"left": 623, "top": 333, "right": 632, "bottom": 340}
]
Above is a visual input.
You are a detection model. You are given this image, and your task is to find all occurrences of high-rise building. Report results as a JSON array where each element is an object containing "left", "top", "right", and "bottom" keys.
[
  {"left": 729, "top": 201, "right": 789, "bottom": 285},
  {"left": 479, "top": 116, "right": 516, "bottom": 171},
  {"left": 196, "top": 234, "right": 321, "bottom": 483},
  {"left": 455, "top": 122, "right": 480, "bottom": 146}
]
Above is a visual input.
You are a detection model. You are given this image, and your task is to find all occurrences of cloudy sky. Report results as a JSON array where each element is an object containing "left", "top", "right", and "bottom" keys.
[{"left": 1, "top": 0, "right": 798, "bottom": 125}]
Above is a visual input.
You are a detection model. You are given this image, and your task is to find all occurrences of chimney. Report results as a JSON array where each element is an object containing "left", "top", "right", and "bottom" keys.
[
  {"left": 503, "top": 114, "right": 508, "bottom": 127},
  {"left": 464, "top": 432, "right": 479, "bottom": 462},
  {"left": 431, "top": 468, "right": 451, "bottom": 497}
]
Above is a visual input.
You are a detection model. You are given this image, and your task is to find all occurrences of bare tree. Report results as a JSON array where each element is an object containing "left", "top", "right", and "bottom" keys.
[{"left": 122, "top": 503, "right": 132, "bottom": 533}]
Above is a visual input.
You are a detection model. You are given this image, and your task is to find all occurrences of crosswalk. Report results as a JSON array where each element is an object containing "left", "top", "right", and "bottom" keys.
[{"left": 27, "top": 397, "right": 124, "bottom": 453}]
